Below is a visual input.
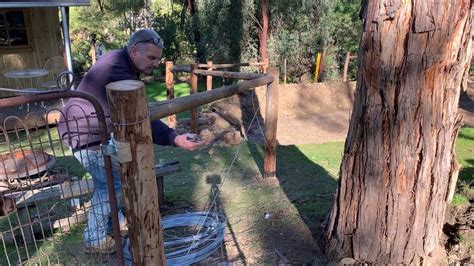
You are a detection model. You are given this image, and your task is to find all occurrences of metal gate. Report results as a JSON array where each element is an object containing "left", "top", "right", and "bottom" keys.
[{"left": 0, "top": 91, "right": 123, "bottom": 265}]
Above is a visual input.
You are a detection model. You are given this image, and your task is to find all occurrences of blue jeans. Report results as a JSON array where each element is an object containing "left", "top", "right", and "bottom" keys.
[{"left": 73, "top": 149, "right": 125, "bottom": 247}]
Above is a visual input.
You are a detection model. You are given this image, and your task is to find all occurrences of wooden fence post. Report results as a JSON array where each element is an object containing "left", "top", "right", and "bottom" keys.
[
  {"left": 264, "top": 67, "right": 279, "bottom": 178},
  {"left": 206, "top": 61, "right": 213, "bottom": 91},
  {"left": 283, "top": 58, "right": 287, "bottom": 84},
  {"left": 106, "top": 80, "right": 165, "bottom": 265},
  {"left": 190, "top": 63, "right": 198, "bottom": 133},
  {"left": 166, "top": 61, "right": 177, "bottom": 128},
  {"left": 342, "top": 52, "right": 351, "bottom": 82}
]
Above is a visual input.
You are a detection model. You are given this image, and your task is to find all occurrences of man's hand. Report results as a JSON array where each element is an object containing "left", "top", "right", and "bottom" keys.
[{"left": 174, "top": 133, "right": 205, "bottom": 151}]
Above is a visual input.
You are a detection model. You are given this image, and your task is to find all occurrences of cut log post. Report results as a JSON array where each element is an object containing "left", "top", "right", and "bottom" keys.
[
  {"left": 190, "top": 63, "right": 199, "bottom": 133},
  {"left": 106, "top": 80, "right": 165, "bottom": 265},
  {"left": 264, "top": 67, "right": 279, "bottom": 178},
  {"left": 207, "top": 61, "right": 213, "bottom": 91},
  {"left": 166, "top": 61, "right": 177, "bottom": 128}
]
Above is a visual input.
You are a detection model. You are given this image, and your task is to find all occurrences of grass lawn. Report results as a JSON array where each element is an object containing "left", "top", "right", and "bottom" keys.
[{"left": 454, "top": 127, "right": 474, "bottom": 205}]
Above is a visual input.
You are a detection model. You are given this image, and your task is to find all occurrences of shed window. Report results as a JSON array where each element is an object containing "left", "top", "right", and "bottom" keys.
[{"left": 0, "top": 10, "right": 29, "bottom": 48}]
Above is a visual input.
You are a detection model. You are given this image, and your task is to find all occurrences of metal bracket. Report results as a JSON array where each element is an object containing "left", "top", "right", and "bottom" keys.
[
  {"left": 100, "top": 143, "right": 116, "bottom": 156},
  {"left": 100, "top": 134, "right": 132, "bottom": 163}
]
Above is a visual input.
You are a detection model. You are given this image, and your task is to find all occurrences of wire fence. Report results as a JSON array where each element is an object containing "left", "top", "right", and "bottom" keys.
[{"left": 0, "top": 93, "right": 122, "bottom": 265}]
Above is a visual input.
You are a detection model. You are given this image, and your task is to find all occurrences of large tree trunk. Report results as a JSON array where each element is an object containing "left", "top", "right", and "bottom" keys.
[{"left": 324, "top": 1, "right": 472, "bottom": 264}]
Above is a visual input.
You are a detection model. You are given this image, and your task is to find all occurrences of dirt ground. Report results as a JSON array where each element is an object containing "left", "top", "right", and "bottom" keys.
[{"left": 201, "top": 81, "right": 474, "bottom": 264}]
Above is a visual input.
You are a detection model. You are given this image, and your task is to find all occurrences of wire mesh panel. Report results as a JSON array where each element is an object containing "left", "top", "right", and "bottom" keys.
[{"left": 0, "top": 93, "right": 123, "bottom": 265}]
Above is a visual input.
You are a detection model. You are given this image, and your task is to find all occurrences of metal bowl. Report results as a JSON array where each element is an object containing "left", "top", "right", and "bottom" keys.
[{"left": 0, "top": 149, "right": 55, "bottom": 180}]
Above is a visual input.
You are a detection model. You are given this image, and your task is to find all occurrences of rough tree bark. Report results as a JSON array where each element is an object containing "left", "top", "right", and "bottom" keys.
[{"left": 324, "top": 0, "right": 472, "bottom": 264}]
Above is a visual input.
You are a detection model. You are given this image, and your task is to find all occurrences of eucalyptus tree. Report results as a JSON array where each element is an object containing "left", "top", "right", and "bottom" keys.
[{"left": 325, "top": 0, "right": 472, "bottom": 263}]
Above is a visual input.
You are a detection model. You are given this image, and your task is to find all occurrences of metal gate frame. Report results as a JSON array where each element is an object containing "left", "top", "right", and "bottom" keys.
[{"left": 0, "top": 91, "right": 123, "bottom": 265}]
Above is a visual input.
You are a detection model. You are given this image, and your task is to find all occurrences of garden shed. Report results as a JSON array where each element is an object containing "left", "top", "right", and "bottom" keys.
[{"left": 0, "top": 0, "right": 89, "bottom": 97}]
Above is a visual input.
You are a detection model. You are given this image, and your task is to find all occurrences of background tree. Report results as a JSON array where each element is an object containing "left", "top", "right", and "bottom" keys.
[
  {"left": 70, "top": 0, "right": 149, "bottom": 71},
  {"left": 153, "top": 0, "right": 195, "bottom": 62},
  {"left": 324, "top": 0, "right": 472, "bottom": 264},
  {"left": 70, "top": 0, "right": 361, "bottom": 82},
  {"left": 258, "top": 0, "right": 268, "bottom": 71}
]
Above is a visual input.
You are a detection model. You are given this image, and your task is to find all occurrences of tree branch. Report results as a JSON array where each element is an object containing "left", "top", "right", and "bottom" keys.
[{"left": 249, "top": 12, "right": 263, "bottom": 30}]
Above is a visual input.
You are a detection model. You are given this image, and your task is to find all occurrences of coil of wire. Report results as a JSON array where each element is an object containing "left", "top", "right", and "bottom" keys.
[{"left": 163, "top": 212, "right": 226, "bottom": 265}]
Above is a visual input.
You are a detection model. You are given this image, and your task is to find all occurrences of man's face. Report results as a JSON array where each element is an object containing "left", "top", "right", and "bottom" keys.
[{"left": 130, "top": 43, "right": 162, "bottom": 75}]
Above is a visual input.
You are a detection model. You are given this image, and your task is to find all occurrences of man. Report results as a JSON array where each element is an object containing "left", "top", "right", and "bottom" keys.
[{"left": 59, "top": 29, "right": 203, "bottom": 253}]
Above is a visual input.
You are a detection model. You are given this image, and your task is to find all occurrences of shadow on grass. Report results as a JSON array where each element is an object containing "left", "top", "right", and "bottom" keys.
[
  {"left": 459, "top": 160, "right": 474, "bottom": 184},
  {"left": 205, "top": 173, "right": 246, "bottom": 263},
  {"left": 247, "top": 143, "right": 338, "bottom": 234}
]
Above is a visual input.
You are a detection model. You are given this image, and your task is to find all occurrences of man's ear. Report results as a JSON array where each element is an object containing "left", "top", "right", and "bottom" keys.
[{"left": 129, "top": 46, "right": 138, "bottom": 57}]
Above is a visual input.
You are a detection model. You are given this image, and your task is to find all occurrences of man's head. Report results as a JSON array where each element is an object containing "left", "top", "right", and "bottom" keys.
[{"left": 127, "top": 29, "right": 164, "bottom": 75}]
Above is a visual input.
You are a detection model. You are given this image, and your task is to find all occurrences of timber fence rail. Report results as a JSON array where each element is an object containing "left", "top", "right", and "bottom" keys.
[{"left": 164, "top": 60, "right": 269, "bottom": 131}]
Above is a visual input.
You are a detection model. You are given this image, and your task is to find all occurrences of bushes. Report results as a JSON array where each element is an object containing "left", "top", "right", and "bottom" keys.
[{"left": 70, "top": 0, "right": 361, "bottom": 82}]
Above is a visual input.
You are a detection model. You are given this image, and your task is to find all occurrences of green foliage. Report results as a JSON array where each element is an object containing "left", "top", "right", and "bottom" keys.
[
  {"left": 451, "top": 194, "right": 469, "bottom": 207},
  {"left": 69, "top": 0, "right": 152, "bottom": 72},
  {"left": 266, "top": 1, "right": 318, "bottom": 81},
  {"left": 69, "top": 0, "right": 361, "bottom": 81},
  {"left": 152, "top": 0, "right": 195, "bottom": 62},
  {"left": 197, "top": 0, "right": 259, "bottom": 65},
  {"left": 315, "top": 0, "right": 361, "bottom": 80}
]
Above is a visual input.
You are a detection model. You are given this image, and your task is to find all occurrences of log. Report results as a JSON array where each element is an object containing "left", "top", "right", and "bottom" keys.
[
  {"left": 2, "top": 210, "right": 87, "bottom": 243},
  {"left": 171, "top": 65, "right": 191, "bottom": 73},
  {"left": 193, "top": 69, "right": 265, "bottom": 80},
  {"left": 197, "top": 62, "right": 266, "bottom": 69},
  {"left": 106, "top": 80, "right": 165, "bottom": 265},
  {"left": 7, "top": 177, "right": 90, "bottom": 208},
  {"left": 178, "top": 117, "right": 215, "bottom": 125},
  {"left": 149, "top": 75, "right": 273, "bottom": 121},
  {"left": 60, "top": 178, "right": 94, "bottom": 199},
  {"left": 264, "top": 67, "right": 279, "bottom": 178}
]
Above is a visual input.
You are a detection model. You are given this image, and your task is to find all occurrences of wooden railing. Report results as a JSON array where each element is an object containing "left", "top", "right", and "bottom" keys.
[{"left": 165, "top": 60, "right": 268, "bottom": 129}]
